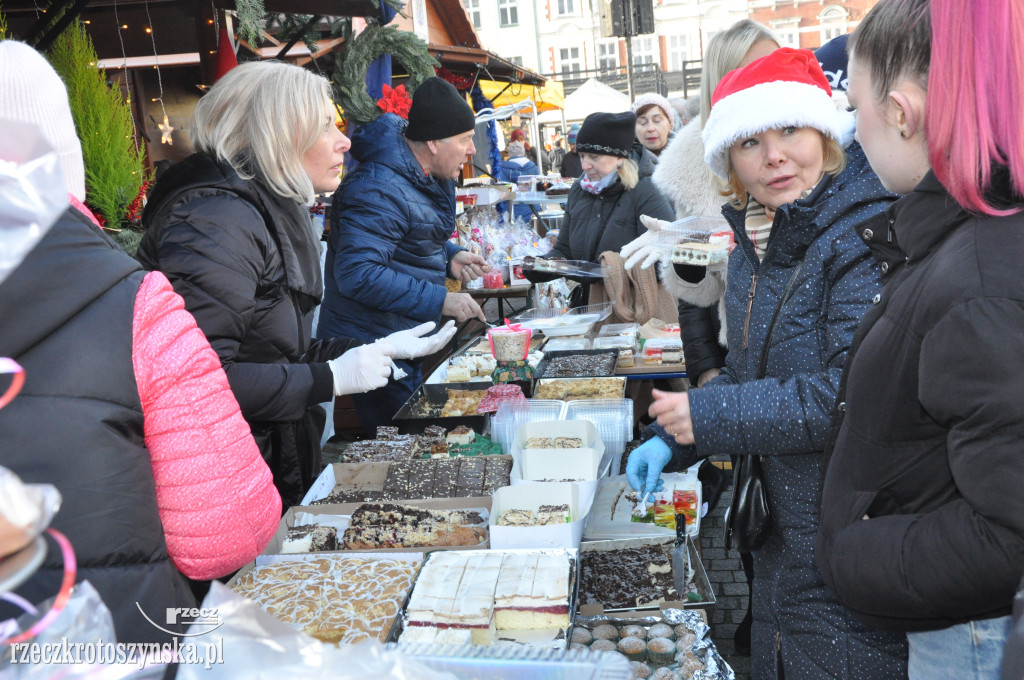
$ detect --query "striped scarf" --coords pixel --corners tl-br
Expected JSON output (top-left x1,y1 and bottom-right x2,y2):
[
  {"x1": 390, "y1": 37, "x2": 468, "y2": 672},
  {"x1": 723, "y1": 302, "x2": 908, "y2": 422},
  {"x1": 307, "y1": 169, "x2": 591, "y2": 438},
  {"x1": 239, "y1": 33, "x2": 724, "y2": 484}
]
[{"x1": 743, "y1": 177, "x2": 824, "y2": 261}]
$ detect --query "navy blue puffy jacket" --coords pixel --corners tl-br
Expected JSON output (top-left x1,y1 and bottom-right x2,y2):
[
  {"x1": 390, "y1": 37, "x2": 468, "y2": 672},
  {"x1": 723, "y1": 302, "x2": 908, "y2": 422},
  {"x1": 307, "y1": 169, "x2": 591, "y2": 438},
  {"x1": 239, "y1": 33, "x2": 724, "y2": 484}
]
[{"x1": 318, "y1": 114, "x2": 464, "y2": 342}]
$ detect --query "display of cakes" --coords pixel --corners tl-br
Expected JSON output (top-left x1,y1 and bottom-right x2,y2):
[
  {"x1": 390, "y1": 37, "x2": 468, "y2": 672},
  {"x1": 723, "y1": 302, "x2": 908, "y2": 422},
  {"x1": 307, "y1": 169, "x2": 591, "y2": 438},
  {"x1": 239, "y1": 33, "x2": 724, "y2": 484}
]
[
  {"x1": 579, "y1": 545, "x2": 679, "y2": 609},
  {"x1": 533, "y1": 377, "x2": 626, "y2": 400},
  {"x1": 497, "y1": 505, "x2": 570, "y2": 526},
  {"x1": 540, "y1": 352, "x2": 618, "y2": 378},
  {"x1": 341, "y1": 502, "x2": 487, "y2": 549},
  {"x1": 230, "y1": 555, "x2": 421, "y2": 644},
  {"x1": 570, "y1": 619, "x2": 707, "y2": 679},
  {"x1": 399, "y1": 551, "x2": 572, "y2": 647}
]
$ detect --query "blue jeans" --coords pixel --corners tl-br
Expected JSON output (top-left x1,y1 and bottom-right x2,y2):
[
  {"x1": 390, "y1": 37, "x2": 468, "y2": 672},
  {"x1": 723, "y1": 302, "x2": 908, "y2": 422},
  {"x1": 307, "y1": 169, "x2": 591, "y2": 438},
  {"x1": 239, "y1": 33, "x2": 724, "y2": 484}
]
[{"x1": 908, "y1": 616, "x2": 1012, "y2": 680}]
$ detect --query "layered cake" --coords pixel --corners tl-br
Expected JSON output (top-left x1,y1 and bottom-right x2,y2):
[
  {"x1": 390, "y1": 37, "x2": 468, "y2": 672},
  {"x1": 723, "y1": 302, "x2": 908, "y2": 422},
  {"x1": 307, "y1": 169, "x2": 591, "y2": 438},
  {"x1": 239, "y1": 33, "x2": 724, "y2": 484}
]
[
  {"x1": 311, "y1": 456, "x2": 513, "y2": 504},
  {"x1": 231, "y1": 555, "x2": 420, "y2": 644},
  {"x1": 281, "y1": 525, "x2": 339, "y2": 553},
  {"x1": 342, "y1": 503, "x2": 486, "y2": 549},
  {"x1": 533, "y1": 377, "x2": 625, "y2": 401},
  {"x1": 446, "y1": 426, "x2": 476, "y2": 446},
  {"x1": 497, "y1": 504, "x2": 570, "y2": 526},
  {"x1": 579, "y1": 545, "x2": 679, "y2": 608},
  {"x1": 440, "y1": 389, "x2": 486, "y2": 417},
  {"x1": 541, "y1": 353, "x2": 617, "y2": 378},
  {"x1": 401, "y1": 551, "x2": 571, "y2": 647},
  {"x1": 671, "y1": 238, "x2": 730, "y2": 267},
  {"x1": 524, "y1": 437, "x2": 583, "y2": 449},
  {"x1": 493, "y1": 553, "x2": 571, "y2": 630}
]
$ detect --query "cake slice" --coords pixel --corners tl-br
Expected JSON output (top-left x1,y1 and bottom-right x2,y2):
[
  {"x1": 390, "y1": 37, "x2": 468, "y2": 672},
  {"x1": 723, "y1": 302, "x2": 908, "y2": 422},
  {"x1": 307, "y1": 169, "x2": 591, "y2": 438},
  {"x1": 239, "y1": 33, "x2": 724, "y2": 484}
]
[
  {"x1": 493, "y1": 553, "x2": 538, "y2": 629},
  {"x1": 446, "y1": 426, "x2": 476, "y2": 446}
]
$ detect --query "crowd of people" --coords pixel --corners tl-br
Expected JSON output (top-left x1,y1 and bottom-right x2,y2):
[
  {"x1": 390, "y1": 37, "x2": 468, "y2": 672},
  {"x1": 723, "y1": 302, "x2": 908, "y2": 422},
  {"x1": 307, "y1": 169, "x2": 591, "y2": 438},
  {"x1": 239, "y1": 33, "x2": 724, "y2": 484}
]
[{"x1": 1, "y1": 0, "x2": 1022, "y2": 677}]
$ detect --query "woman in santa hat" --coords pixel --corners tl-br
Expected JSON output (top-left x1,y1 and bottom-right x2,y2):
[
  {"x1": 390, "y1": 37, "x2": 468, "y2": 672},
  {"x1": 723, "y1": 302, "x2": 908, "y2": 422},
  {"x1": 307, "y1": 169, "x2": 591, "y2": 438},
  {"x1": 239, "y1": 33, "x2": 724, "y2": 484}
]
[{"x1": 626, "y1": 48, "x2": 908, "y2": 678}]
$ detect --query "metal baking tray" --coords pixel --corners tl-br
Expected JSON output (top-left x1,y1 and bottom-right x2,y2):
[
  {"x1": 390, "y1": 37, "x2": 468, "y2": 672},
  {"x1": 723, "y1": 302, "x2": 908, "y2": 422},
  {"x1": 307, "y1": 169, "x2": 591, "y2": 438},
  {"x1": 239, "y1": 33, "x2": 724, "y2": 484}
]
[
  {"x1": 534, "y1": 349, "x2": 620, "y2": 380},
  {"x1": 392, "y1": 382, "x2": 492, "y2": 434},
  {"x1": 386, "y1": 548, "x2": 581, "y2": 651},
  {"x1": 532, "y1": 376, "x2": 627, "y2": 401},
  {"x1": 578, "y1": 536, "x2": 715, "y2": 612}
]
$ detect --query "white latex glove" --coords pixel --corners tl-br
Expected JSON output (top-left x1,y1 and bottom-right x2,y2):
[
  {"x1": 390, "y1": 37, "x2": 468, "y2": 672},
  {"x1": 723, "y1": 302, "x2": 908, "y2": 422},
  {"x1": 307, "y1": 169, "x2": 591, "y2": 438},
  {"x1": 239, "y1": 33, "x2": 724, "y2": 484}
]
[
  {"x1": 621, "y1": 215, "x2": 677, "y2": 270},
  {"x1": 327, "y1": 343, "x2": 394, "y2": 395},
  {"x1": 378, "y1": 320, "x2": 457, "y2": 360}
]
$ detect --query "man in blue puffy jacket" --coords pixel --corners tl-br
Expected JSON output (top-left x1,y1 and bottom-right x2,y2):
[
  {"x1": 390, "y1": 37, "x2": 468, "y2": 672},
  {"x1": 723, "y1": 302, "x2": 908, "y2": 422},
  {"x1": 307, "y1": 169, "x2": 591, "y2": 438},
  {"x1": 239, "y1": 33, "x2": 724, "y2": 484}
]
[{"x1": 319, "y1": 77, "x2": 489, "y2": 432}]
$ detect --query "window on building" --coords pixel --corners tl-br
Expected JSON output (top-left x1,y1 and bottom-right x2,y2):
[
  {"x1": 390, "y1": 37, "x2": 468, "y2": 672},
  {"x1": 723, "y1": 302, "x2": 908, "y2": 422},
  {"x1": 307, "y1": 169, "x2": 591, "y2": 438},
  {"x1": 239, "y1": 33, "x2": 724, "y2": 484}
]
[
  {"x1": 560, "y1": 46, "x2": 582, "y2": 76},
  {"x1": 631, "y1": 35, "x2": 657, "y2": 66},
  {"x1": 462, "y1": 0, "x2": 481, "y2": 28},
  {"x1": 597, "y1": 41, "x2": 618, "y2": 70},
  {"x1": 557, "y1": 0, "x2": 574, "y2": 15},
  {"x1": 499, "y1": 0, "x2": 518, "y2": 27},
  {"x1": 771, "y1": 20, "x2": 800, "y2": 48},
  {"x1": 819, "y1": 6, "x2": 848, "y2": 44},
  {"x1": 668, "y1": 34, "x2": 688, "y2": 72},
  {"x1": 508, "y1": 56, "x2": 523, "y2": 66}
]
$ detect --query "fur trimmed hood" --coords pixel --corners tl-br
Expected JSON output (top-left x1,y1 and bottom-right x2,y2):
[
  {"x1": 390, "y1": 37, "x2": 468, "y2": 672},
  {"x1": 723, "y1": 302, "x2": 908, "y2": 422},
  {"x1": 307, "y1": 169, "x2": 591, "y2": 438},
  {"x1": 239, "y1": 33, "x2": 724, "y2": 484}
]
[{"x1": 651, "y1": 119, "x2": 726, "y2": 220}]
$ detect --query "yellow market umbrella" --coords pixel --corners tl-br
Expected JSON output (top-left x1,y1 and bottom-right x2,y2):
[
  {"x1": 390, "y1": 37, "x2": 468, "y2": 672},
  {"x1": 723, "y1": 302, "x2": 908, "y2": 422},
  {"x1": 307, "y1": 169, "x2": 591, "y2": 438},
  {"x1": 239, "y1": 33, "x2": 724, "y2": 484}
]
[{"x1": 478, "y1": 79, "x2": 565, "y2": 113}]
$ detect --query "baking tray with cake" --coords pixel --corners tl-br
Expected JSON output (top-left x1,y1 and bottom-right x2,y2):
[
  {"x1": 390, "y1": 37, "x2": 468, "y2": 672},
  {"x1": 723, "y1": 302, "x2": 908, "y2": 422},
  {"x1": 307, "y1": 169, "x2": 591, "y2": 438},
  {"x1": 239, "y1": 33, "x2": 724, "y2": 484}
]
[
  {"x1": 260, "y1": 499, "x2": 492, "y2": 557},
  {"x1": 385, "y1": 547, "x2": 581, "y2": 652},
  {"x1": 393, "y1": 382, "x2": 493, "y2": 433},
  {"x1": 302, "y1": 454, "x2": 515, "y2": 505},
  {"x1": 227, "y1": 551, "x2": 424, "y2": 646},
  {"x1": 533, "y1": 376, "x2": 627, "y2": 401},
  {"x1": 571, "y1": 607, "x2": 734, "y2": 680},
  {"x1": 534, "y1": 349, "x2": 620, "y2": 380},
  {"x1": 578, "y1": 536, "x2": 715, "y2": 612}
]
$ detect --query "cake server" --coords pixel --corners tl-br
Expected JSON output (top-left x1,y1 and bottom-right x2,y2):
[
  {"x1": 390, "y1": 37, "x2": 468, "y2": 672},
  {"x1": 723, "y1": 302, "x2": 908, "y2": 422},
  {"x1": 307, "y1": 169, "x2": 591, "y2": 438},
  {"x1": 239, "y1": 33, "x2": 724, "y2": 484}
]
[{"x1": 631, "y1": 490, "x2": 651, "y2": 518}]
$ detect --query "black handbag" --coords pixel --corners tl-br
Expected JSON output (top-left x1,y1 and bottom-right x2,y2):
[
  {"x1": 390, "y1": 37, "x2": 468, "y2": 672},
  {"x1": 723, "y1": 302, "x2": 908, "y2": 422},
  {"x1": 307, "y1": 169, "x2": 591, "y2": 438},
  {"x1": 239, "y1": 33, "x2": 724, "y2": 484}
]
[{"x1": 724, "y1": 259, "x2": 806, "y2": 553}]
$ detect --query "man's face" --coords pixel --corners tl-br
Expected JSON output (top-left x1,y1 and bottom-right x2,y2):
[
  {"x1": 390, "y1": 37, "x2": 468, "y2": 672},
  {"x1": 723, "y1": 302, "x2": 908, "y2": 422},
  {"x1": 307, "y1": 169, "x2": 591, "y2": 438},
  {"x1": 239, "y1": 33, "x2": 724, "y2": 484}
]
[{"x1": 430, "y1": 130, "x2": 476, "y2": 180}]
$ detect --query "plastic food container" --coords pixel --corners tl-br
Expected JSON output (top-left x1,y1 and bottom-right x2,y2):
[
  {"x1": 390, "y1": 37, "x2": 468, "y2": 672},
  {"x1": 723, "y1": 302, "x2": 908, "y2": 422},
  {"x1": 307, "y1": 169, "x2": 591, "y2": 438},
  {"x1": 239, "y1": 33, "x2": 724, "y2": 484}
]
[
  {"x1": 641, "y1": 338, "x2": 683, "y2": 365},
  {"x1": 544, "y1": 337, "x2": 592, "y2": 352},
  {"x1": 489, "y1": 325, "x2": 532, "y2": 361},
  {"x1": 597, "y1": 322, "x2": 639, "y2": 339}
]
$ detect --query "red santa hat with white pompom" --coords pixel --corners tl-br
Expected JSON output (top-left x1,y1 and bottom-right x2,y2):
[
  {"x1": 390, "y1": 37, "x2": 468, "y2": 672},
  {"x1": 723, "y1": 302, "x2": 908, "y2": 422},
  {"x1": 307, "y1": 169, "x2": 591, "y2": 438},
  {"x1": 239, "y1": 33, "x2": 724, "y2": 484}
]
[{"x1": 701, "y1": 47, "x2": 851, "y2": 180}]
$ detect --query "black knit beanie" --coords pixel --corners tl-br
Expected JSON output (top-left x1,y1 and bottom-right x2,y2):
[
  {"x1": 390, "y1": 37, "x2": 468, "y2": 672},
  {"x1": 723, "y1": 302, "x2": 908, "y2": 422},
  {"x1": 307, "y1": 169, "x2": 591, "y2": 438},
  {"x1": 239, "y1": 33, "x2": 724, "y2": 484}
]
[
  {"x1": 575, "y1": 111, "x2": 636, "y2": 158},
  {"x1": 405, "y1": 77, "x2": 477, "y2": 141}
]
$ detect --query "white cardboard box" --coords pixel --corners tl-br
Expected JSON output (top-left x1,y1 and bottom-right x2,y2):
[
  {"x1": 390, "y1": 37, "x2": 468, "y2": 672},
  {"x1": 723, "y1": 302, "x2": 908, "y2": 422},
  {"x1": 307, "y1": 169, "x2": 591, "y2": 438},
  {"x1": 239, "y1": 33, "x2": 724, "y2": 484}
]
[
  {"x1": 513, "y1": 420, "x2": 605, "y2": 482},
  {"x1": 489, "y1": 483, "x2": 584, "y2": 550}
]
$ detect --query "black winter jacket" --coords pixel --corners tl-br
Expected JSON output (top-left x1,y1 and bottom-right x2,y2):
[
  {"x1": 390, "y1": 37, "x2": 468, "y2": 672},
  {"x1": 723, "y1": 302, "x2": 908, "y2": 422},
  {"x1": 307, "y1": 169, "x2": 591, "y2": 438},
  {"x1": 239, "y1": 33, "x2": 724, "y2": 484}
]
[
  {"x1": 549, "y1": 156, "x2": 673, "y2": 261},
  {"x1": 138, "y1": 153, "x2": 355, "y2": 508},
  {"x1": 0, "y1": 208, "x2": 195, "y2": 642},
  {"x1": 817, "y1": 171, "x2": 1024, "y2": 632},
  {"x1": 561, "y1": 151, "x2": 583, "y2": 180}
]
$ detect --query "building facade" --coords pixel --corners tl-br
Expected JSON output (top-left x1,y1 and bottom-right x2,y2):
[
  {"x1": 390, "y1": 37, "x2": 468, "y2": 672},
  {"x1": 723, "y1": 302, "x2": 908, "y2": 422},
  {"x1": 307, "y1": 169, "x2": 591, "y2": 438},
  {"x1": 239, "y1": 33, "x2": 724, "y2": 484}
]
[{"x1": 748, "y1": 0, "x2": 879, "y2": 51}]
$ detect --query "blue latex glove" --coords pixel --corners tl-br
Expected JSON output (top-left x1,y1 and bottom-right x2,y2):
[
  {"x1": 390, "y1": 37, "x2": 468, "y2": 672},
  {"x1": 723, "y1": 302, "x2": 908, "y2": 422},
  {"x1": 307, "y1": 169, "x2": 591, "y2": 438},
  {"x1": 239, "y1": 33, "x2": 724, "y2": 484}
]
[{"x1": 626, "y1": 436, "x2": 673, "y2": 496}]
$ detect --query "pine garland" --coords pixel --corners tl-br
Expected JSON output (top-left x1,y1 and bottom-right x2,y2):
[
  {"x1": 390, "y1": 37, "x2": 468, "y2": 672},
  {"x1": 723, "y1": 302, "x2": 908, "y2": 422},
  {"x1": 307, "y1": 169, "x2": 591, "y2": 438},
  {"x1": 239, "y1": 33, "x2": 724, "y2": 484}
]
[
  {"x1": 235, "y1": 0, "x2": 265, "y2": 48},
  {"x1": 47, "y1": 21, "x2": 147, "y2": 246},
  {"x1": 333, "y1": 25, "x2": 438, "y2": 125},
  {"x1": 0, "y1": 3, "x2": 9, "y2": 40}
]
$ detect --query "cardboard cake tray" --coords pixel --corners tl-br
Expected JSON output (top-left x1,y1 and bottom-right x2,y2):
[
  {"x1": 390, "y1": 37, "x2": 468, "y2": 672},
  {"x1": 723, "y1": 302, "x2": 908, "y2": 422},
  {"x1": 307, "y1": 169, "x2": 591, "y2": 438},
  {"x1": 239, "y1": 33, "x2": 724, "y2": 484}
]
[
  {"x1": 259, "y1": 497, "x2": 494, "y2": 559},
  {"x1": 385, "y1": 547, "x2": 582, "y2": 652},
  {"x1": 578, "y1": 535, "x2": 715, "y2": 612},
  {"x1": 393, "y1": 382, "x2": 493, "y2": 433},
  {"x1": 300, "y1": 456, "x2": 515, "y2": 506},
  {"x1": 534, "y1": 349, "x2": 620, "y2": 380}
]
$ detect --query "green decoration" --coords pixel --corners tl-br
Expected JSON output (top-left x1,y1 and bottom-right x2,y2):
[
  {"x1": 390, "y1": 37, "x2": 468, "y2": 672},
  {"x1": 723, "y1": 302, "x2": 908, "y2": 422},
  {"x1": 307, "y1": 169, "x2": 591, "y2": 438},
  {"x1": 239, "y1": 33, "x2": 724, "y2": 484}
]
[
  {"x1": 47, "y1": 21, "x2": 148, "y2": 253},
  {"x1": 333, "y1": 25, "x2": 438, "y2": 126},
  {"x1": 235, "y1": 0, "x2": 266, "y2": 48},
  {"x1": 0, "y1": 3, "x2": 9, "y2": 40}
]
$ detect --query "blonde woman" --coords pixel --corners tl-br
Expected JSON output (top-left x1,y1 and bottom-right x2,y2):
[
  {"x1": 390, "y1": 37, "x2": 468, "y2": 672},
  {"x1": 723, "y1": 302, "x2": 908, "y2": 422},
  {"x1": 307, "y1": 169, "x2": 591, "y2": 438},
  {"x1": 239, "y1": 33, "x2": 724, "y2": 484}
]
[{"x1": 138, "y1": 61, "x2": 452, "y2": 507}]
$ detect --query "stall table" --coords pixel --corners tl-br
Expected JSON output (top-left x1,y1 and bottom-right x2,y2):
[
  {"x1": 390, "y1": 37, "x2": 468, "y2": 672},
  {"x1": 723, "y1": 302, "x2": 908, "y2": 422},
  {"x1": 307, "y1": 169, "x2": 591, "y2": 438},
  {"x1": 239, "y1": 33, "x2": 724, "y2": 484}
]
[{"x1": 467, "y1": 285, "x2": 531, "y2": 323}]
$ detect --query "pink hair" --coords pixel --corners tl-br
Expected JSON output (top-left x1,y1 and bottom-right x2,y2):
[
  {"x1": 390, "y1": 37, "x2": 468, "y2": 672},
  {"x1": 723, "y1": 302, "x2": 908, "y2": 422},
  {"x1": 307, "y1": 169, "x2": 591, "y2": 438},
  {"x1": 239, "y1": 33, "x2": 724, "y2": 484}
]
[{"x1": 927, "y1": 0, "x2": 1024, "y2": 215}]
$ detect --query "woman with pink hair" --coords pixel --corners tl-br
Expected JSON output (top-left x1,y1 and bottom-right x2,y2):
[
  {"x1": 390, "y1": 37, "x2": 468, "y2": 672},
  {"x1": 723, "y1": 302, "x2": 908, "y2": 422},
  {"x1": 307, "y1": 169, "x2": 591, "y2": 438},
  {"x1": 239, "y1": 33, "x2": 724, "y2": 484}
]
[{"x1": 816, "y1": 1, "x2": 1024, "y2": 678}]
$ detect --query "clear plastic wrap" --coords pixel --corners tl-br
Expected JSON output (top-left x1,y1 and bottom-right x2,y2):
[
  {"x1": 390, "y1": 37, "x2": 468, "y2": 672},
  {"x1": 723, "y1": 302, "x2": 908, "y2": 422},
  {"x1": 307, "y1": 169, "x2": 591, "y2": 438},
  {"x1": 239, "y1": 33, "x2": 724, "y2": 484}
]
[
  {"x1": 176, "y1": 582, "x2": 458, "y2": 680},
  {"x1": 544, "y1": 337, "x2": 592, "y2": 352},
  {"x1": 0, "y1": 466, "x2": 61, "y2": 560},
  {"x1": 0, "y1": 119, "x2": 69, "y2": 288},
  {"x1": 401, "y1": 644, "x2": 631, "y2": 680},
  {"x1": 492, "y1": 399, "x2": 565, "y2": 455}
]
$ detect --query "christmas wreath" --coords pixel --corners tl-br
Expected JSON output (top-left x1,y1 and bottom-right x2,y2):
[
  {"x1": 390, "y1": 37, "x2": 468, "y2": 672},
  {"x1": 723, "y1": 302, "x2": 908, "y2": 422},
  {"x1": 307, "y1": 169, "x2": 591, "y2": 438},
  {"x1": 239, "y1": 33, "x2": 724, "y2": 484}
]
[{"x1": 334, "y1": 25, "x2": 438, "y2": 125}]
